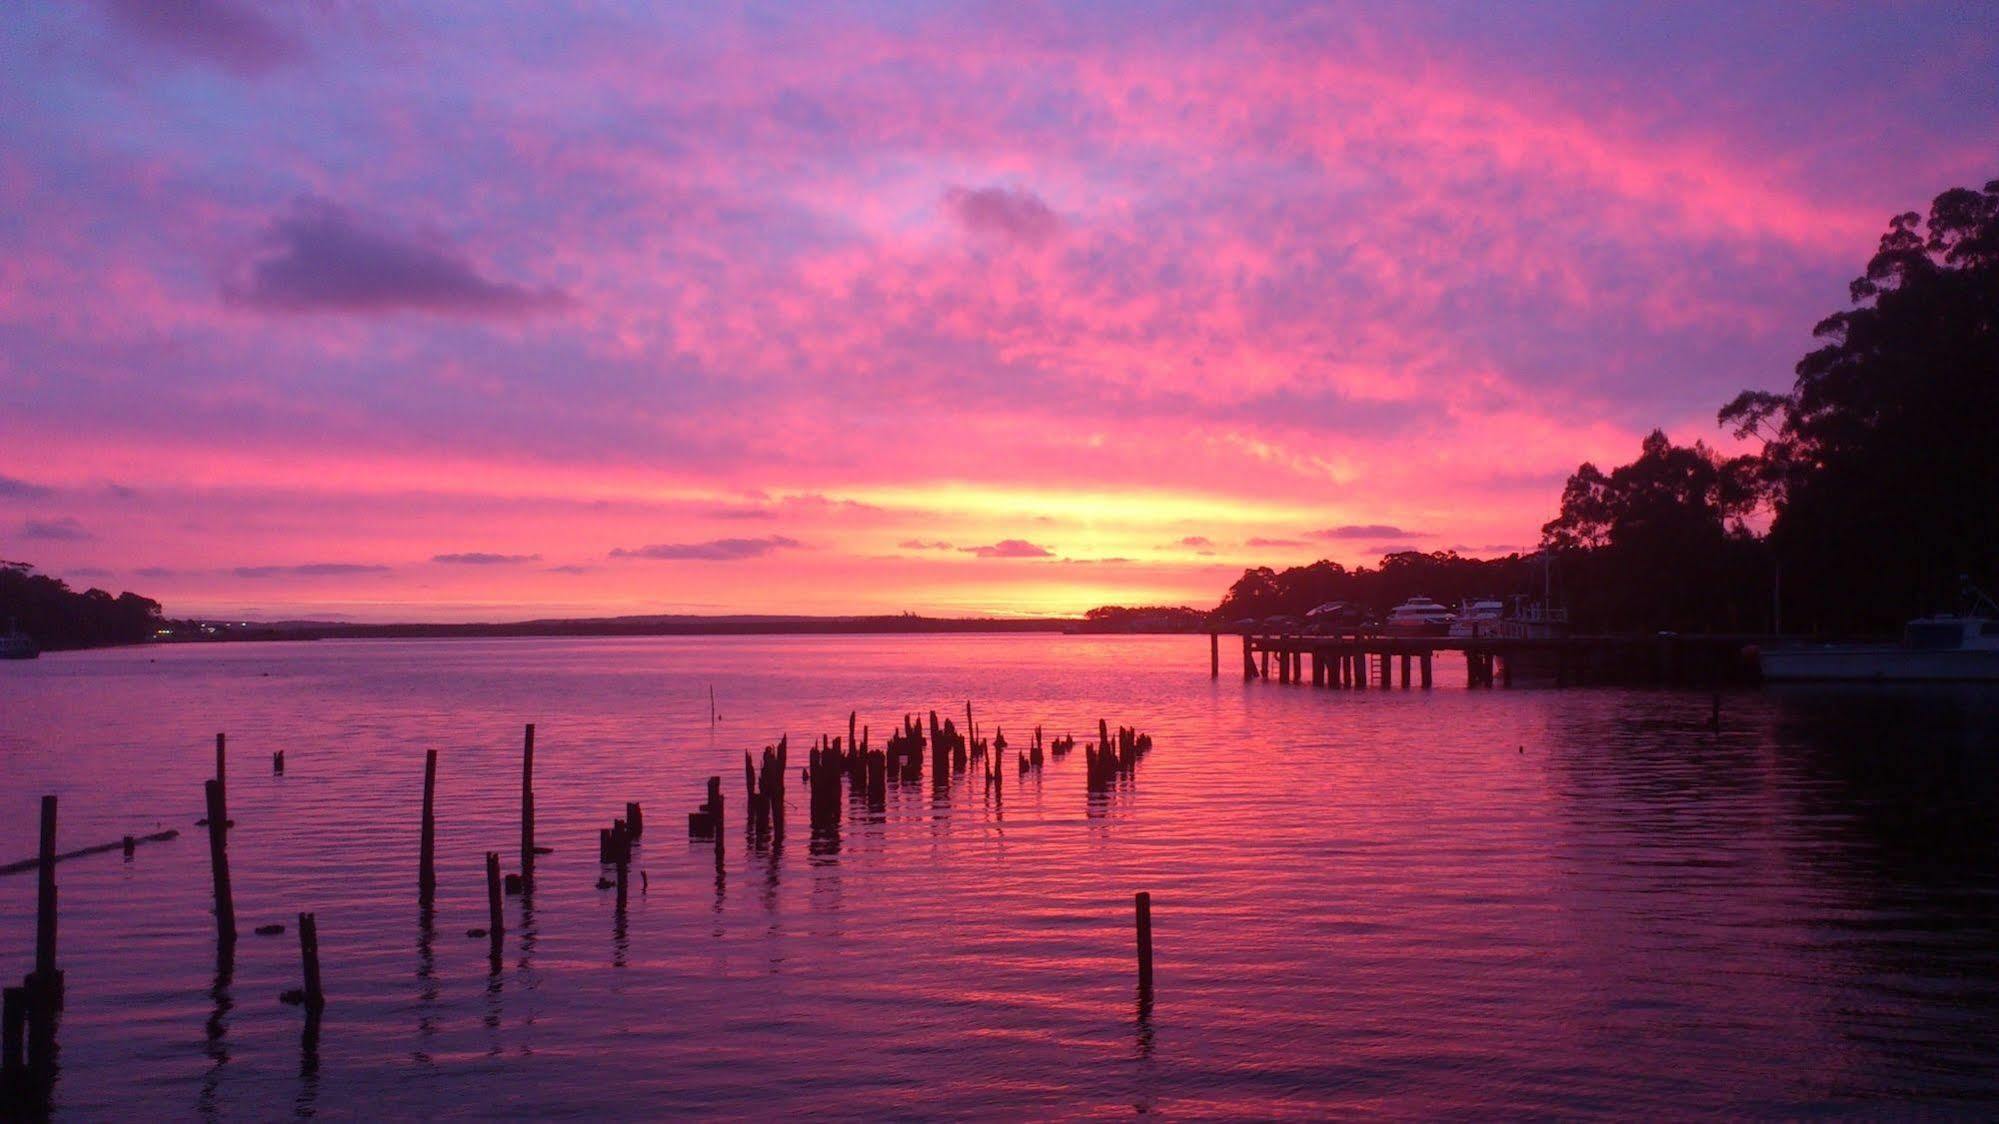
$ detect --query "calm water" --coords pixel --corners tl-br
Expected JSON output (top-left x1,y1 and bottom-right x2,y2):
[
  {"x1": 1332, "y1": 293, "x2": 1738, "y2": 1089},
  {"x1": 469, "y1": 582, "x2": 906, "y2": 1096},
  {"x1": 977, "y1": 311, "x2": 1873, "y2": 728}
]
[{"x1": 3, "y1": 634, "x2": 1999, "y2": 1119}]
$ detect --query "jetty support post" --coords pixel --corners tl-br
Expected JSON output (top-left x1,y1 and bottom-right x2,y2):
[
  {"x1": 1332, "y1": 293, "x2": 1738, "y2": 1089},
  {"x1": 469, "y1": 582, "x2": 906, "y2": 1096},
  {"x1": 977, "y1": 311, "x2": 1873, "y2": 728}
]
[
  {"x1": 298, "y1": 912, "x2": 324, "y2": 1011},
  {"x1": 204, "y1": 780, "x2": 236, "y2": 948},
  {"x1": 1400, "y1": 653, "x2": 1412, "y2": 689},
  {"x1": 419, "y1": 750, "x2": 438, "y2": 903},
  {"x1": 215, "y1": 733, "x2": 226, "y2": 797},
  {"x1": 520, "y1": 724, "x2": 535, "y2": 888},
  {"x1": 1420, "y1": 652, "x2": 1433, "y2": 689},
  {"x1": 1135, "y1": 891, "x2": 1154, "y2": 994},
  {"x1": 1241, "y1": 635, "x2": 1255, "y2": 680}
]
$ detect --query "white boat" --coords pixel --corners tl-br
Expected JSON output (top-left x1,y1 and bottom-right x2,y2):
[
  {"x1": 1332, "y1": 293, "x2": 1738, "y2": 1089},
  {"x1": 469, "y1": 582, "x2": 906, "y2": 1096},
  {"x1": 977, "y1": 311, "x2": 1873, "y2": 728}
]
[
  {"x1": 1385, "y1": 596, "x2": 1454, "y2": 636},
  {"x1": 1449, "y1": 598, "x2": 1505, "y2": 639},
  {"x1": 1759, "y1": 615, "x2": 1999, "y2": 682}
]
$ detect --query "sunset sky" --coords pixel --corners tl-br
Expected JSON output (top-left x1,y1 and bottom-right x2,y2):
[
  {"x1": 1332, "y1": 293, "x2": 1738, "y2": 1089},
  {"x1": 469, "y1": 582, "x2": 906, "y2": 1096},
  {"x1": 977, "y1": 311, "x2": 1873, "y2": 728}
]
[{"x1": 3, "y1": 2, "x2": 1994, "y2": 621}]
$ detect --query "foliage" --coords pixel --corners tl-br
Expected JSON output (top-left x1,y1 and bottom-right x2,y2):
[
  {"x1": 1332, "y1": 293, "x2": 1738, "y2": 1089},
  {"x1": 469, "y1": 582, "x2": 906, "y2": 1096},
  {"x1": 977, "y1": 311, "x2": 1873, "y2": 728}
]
[
  {"x1": 0, "y1": 560, "x2": 164, "y2": 650},
  {"x1": 1721, "y1": 178, "x2": 1999, "y2": 632},
  {"x1": 1214, "y1": 552, "x2": 1536, "y2": 621}
]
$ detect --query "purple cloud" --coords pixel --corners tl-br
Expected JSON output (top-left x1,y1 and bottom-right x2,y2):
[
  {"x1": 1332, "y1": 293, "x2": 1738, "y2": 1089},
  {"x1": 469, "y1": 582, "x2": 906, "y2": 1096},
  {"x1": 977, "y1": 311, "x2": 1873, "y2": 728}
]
[
  {"x1": 227, "y1": 198, "x2": 571, "y2": 317},
  {"x1": 1246, "y1": 537, "x2": 1307, "y2": 548},
  {"x1": 960, "y1": 539, "x2": 1053, "y2": 558},
  {"x1": 0, "y1": 475, "x2": 55, "y2": 500},
  {"x1": 943, "y1": 185, "x2": 1062, "y2": 245},
  {"x1": 234, "y1": 563, "x2": 391, "y2": 578},
  {"x1": 433, "y1": 552, "x2": 541, "y2": 565},
  {"x1": 97, "y1": 0, "x2": 302, "y2": 77},
  {"x1": 898, "y1": 539, "x2": 954, "y2": 550},
  {"x1": 1312, "y1": 524, "x2": 1424, "y2": 540},
  {"x1": 610, "y1": 536, "x2": 802, "y2": 561},
  {"x1": 22, "y1": 517, "x2": 92, "y2": 540}
]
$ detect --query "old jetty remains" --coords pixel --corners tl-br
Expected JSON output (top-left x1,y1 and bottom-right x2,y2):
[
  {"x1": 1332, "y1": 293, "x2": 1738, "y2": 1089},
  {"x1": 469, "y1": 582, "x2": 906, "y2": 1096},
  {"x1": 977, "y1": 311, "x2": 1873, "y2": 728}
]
[{"x1": 1224, "y1": 630, "x2": 1754, "y2": 689}]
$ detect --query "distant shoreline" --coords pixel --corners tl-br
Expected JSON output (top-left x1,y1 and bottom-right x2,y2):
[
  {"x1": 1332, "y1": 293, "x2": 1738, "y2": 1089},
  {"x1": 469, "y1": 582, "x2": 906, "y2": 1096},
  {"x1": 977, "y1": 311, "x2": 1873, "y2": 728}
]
[{"x1": 158, "y1": 614, "x2": 1111, "y2": 644}]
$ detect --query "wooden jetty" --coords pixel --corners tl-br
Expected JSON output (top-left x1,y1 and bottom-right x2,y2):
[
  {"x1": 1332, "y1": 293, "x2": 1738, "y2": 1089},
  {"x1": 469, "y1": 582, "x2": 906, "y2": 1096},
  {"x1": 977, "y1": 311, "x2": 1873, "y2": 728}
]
[{"x1": 1223, "y1": 630, "x2": 1756, "y2": 689}]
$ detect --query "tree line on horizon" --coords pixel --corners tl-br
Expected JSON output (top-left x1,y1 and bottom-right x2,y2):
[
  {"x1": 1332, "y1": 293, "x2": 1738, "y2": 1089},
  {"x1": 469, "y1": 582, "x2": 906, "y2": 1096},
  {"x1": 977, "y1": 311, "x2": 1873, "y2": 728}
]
[
  {"x1": 0, "y1": 560, "x2": 164, "y2": 649},
  {"x1": 1190, "y1": 176, "x2": 1999, "y2": 637}
]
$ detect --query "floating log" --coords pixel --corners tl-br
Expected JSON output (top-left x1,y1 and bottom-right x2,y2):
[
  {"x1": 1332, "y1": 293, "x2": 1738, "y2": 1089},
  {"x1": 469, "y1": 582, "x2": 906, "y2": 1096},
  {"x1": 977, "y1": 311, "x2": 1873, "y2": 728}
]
[
  {"x1": 204, "y1": 780, "x2": 236, "y2": 947},
  {"x1": 0, "y1": 829, "x2": 179, "y2": 877}
]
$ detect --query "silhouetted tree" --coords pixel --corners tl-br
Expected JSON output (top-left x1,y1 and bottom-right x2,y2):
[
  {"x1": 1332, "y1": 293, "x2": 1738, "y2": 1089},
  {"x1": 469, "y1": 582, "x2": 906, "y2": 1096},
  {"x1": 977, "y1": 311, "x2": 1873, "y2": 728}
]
[
  {"x1": 1722, "y1": 178, "x2": 1999, "y2": 633},
  {"x1": 1540, "y1": 432, "x2": 1767, "y2": 632},
  {"x1": 0, "y1": 561, "x2": 164, "y2": 649}
]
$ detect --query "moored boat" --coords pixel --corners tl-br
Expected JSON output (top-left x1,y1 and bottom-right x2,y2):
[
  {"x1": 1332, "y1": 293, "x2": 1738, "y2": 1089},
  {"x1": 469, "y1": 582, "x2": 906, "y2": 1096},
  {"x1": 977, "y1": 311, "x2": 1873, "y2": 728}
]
[
  {"x1": 1385, "y1": 596, "x2": 1454, "y2": 636},
  {"x1": 1759, "y1": 614, "x2": 1999, "y2": 682},
  {"x1": 1449, "y1": 598, "x2": 1505, "y2": 639}
]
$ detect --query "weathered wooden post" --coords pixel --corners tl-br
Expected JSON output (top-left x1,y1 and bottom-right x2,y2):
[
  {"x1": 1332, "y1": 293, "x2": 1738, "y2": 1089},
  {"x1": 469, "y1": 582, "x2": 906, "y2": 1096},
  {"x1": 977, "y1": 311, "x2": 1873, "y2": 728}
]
[
  {"x1": 272, "y1": 750, "x2": 284, "y2": 775},
  {"x1": 204, "y1": 780, "x2": 236, "y2": 947},
  {"x1": 419, "y1": 750, "x2": 438, "y2": 902},
  {"x1": 215, "y1": 732, "x2": 227, "y2": 798},
  {"x1": 30, "y1": 797, "x2": 57, "y2": 995},
  {"x1": 484, "y1": 851, "x2": 504, "y2": 951},
  {"x1": 626, "y1": 801, "x2": 644, "y2": 840},
  {"x1": 1210, "y1": 632, "x2": 1219, "y2": 679},
  {"x1": 1400, "y1": 653, "x2": 1412, "y2": 688},
  {"x1": 1242, "y1": 635, "x2": 1255, "y2": 680},
  {"x1": 1420, "y1": 652, "x2": 1433, "y2": 688},
  {"x1": 298, "y1": 912, "x2": 325, "y2": 1011},
  {"x1": 1, "y1": 985, "x2": 23, "y2": 1076},
  {"x1": 1135, "y1": 891, "x2": 1154, "y2": 994},
  {"x1": 519, "y1": 724, "x2": 535, "y2": 887}
]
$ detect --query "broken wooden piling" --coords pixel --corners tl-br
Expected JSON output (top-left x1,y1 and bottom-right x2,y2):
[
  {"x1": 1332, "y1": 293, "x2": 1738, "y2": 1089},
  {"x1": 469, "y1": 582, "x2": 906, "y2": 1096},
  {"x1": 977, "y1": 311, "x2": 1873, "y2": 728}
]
[
  {"x1": 204, "y1": 780, "x2": 236, "y2": 947},
  {"x1": 1135, "y1": 891, "x2": 1154, "y2": 993},
  {"x1": 484, "y1": 851, "x2": 504, "y2": 950},
  {"x1": 29, "y1": 797, "x2": 59, "y2": 1003},
  {"x1": 298, "y1": 912, "x2": 325, "y2": 1011}
]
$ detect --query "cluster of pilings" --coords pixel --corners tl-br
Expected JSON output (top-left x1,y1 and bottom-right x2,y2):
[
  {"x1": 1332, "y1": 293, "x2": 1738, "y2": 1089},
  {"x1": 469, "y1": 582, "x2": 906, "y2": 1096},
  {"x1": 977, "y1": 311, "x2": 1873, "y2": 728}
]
[
  {"x1": 1085, "y1": 720, "x2": 1153, "y2": 791},
  {"x1": 7, "y1": 711, "x2": 1171, "y2": 1103},
  {"x1": 1015, "y1": 726, "x2": 1047, "y2": 776},
  {"x1": 745, "y1": 737, "x2": 789, "y2": 837}
]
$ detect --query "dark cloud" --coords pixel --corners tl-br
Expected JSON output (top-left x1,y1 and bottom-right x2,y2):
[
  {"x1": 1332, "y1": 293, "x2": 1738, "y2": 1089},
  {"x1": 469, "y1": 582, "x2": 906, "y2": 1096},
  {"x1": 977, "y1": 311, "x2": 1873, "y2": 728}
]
[
  {"x1": 610, "y1": 536, "x2": 802, "y2": 561},
  {"x1": 1246, "y1": 536, "x2": 1307, "y2": 548},
  {"x1": 233, "y1": 563, "x2": 392, "y2": 578},
  {"x1": 68, "y1": 566, "x2": 112, "y2": 578},
  {"x1": 0, "y1": 475, "x2": 55, "y2": 500},
  {"x1": 943, "y1": 185, "x2": 1062, "y2": 245},
  {"x1": 432, "y1": 552, "x2": 541, "y2": 565},
  {"x1": 227, "y1": 197, "x2": 571, "y2": 317},
  {"x1": 544, "y1": 564, "x2": 594, "y2": 574},
  {"x1": 97, "y1": 0, "x2": 303, "y2": 77},
  {"x1": 702, "y1": 505, "x2": 778, "y2": 520},
  {"x1": 959, "y1": 539, "x2": 1053, "y2": 558},
  {"x1": 135, "y1": 566, "x2": 179, "y2": 579},
  {"x1": 22, "y1": 517, "x2": 92, "y2": 541},
  {"x1": 1311, "y1": 524, "x2": 1424, "y2": 540},
  {"x1": 1177, "y1": 536, "x2": 1214, "y2": 548},
  {"x1": 898, "y1": 539, "x2": 954, "y2": 550}
]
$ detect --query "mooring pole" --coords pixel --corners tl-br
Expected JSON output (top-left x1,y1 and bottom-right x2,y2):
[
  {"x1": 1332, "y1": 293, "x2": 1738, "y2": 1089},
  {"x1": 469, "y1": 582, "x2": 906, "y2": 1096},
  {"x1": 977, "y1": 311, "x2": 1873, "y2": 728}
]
[
  {"x1": 485, "y1": 851, "x2": 504, "y2": 951},
  {"x1": 418, "y1": 750, "x2": 438, "y2": 902},
  {"x1": 215, "y1": 732, "x2": 227, "y2": 798},
  {"x1": 520, "y1": 723, "x2": 535, "y2": 886},
  {"x1": 204, "y1": 780, "x2": 236, "y2": 947},
  {"x1": 30, "y1": 796, "x2": 58, "y2": 999},
  {"x1": 298, "y1": 912, "x2": 325, "y2": 1011},
  {"x1": 1135, "y1": 891, "x2": 1154, "y2": 994}
]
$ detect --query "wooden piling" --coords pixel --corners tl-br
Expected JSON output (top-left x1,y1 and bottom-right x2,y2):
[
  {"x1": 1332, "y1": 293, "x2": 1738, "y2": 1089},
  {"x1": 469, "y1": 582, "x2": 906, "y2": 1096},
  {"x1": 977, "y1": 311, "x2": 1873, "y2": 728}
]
[
  {"x1": 204, "y1": 780, "x2": 235, "y2": 947},
  {"x1": 1420, "y1": 652, "x2": 1433, "y2": 688},
  {"x1": 215, "y1": 732, "x2": 226, "y2": 797},
  {"x1": 418, "y1": 749, "x2": 437, "y2": 903},
  {"x1": 1242, "y1": 635, "x2": 1256, "y2": 680},
  {"x1": 519, "y1": 724, "x2": 535, "y2": 886},
  {"x1": 484, "y1": 851, "x2": 504, "y2": 949},
  {"x1": 1, "y1": 986, "x2": 23, "y2": 1075},
  {"x1": 1135, "y1": 891, "x2": 1154, "y2": 993},
  {"x1": 272, "y1": 750, "x2": 284, "y2": 775},
  {"x1": 298, "y1": 912, "x2": 324, "y2": 1011},
  {"x1": 1400, "y1": 653, "x2": 1412, "y2": 689},
  {"x1": 31, "y1": 797, "x2": 55, "y2": 981},
  {"x1": 1210, "y1": 632, "x2": 1219, "y2": 679}
]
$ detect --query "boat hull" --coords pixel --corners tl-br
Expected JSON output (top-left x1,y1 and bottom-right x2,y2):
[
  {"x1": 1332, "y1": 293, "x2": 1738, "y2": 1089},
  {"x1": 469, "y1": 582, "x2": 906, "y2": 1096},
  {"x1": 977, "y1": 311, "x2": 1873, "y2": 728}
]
[{"x1": 1759, "y1": 646, "x2": 1999, "y2": 682}]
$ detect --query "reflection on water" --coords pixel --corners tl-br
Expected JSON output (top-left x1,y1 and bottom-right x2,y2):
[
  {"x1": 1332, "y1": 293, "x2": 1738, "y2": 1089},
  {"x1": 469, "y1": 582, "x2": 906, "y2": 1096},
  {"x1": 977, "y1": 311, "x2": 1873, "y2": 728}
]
[{"x1": 2, "y1": 636, "x2": 1998, "y2": 1117}]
